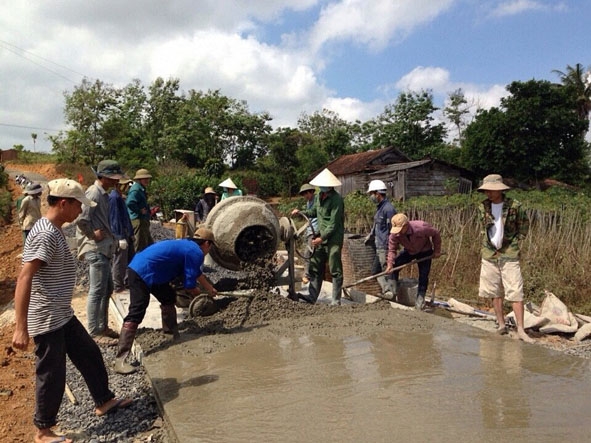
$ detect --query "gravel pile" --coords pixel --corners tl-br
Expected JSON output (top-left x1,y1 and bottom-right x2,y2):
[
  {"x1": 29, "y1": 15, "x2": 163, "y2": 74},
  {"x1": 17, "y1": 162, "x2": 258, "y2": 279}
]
[{"x1": 59, "y1": 344, "x2": 169, "y2": 442}]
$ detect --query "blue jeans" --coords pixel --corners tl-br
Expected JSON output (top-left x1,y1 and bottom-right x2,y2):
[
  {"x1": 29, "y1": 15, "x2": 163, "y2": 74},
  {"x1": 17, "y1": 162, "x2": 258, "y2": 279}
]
[{"x1": 85, "y1": 250, "x2": 114, "y2": 336}]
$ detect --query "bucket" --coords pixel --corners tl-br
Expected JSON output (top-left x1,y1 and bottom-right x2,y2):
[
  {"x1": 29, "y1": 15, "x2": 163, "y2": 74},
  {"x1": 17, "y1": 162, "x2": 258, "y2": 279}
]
[
  {"x1": 175, "y1": 220, "x2": 187, "y2": 239},
  {"x1": 396, "y1": 278, "x2": 418, "y2": 306}
]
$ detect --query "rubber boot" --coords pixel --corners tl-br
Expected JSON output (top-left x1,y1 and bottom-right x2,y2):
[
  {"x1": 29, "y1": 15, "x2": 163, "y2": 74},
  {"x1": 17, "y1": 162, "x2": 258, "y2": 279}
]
[
  {"x1": 331, "y1": 276, "x2": 343, "y2": 306},
  {"x1": 114, "y1": 322, "x2": 138, "y2": 375},
  {"x1": 307, "y1": 274, "x2": 322, "y2": 304},
  {"x1": 415, "y1": 292, "x2": 425, "y2": 311},
  {"x1": 161, "y1": 304, "x2": 180, "y2": 340}
]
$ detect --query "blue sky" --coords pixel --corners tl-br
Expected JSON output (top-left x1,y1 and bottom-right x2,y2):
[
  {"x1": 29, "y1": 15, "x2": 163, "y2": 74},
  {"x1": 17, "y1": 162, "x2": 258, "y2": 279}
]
[{"x1": 0, "y1": 0, "x2": 589, "y2": 153}]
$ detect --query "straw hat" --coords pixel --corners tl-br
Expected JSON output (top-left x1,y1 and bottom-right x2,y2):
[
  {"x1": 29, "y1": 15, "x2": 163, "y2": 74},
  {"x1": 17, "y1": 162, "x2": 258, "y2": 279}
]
[
  {"x1": 219, "y1": 178, "x2": 238, "y2": 189},
  {"x1": 309, "y1": 168, "x2": 341, "y2": 187},
  {"x1": 134, "y1": 169, "x2": 152, "y2": 180},
  {"x1": 203, "y1": 186, "x2": 217, "y2": 195}
]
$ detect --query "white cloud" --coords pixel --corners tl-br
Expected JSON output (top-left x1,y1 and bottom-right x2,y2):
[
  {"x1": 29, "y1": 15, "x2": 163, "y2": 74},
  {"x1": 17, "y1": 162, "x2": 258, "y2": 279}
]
[
  {"x1": 308, "y1": 0, "x2": 455, "y2": 52},
  {"x1": 490, "y1": 0, "x2": 545, "y2": 17}
]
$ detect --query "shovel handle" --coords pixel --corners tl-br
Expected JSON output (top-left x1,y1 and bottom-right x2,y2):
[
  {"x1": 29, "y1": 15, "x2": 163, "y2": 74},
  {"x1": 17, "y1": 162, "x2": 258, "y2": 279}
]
[{"x1": 344, "y1": 252, "x2": 445, "y2": 289}]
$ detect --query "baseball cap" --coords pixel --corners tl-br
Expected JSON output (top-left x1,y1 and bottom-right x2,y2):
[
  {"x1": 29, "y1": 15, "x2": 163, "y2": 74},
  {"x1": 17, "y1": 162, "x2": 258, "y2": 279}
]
[
  {"x1": 194, "y1": 227, "x2": 216, "y2": 245},
  {"x1": 48, "y1": 178, "x2": 97, "y2": 207},
  {"x1": 390, "y1": 213, "x2": 408, "y2": 234}
]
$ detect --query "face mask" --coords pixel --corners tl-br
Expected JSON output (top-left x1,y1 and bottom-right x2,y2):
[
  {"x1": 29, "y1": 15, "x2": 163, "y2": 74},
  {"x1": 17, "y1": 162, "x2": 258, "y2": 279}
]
[
  {"x1": 369, "y1": 195, "x2": 378, "y2": 203},
  {"x1": 319, "y1": 186, "x2": 330, "y2": 193}
]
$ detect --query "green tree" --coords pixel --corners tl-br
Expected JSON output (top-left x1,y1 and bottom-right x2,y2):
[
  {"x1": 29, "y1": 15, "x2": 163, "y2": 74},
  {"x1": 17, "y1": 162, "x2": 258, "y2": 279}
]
[
  {"x1": 31, "y1": 133, "x2": 37, "y2": 152},
  {"x1": 552, "y1": 63, "x2": 591, "y2": 127},
  {"x1": 462, "y1": 79, "x2": 589, "y2": 184},
  {"x1": 443, "y1": 88, "x2": 470, "y2": 146},
  {"x1": 297, "y1": 109, "x2": 353, "y2": 160},
  {"x1": 372, "y1": 90, "x2": 446, "y2": 159}
]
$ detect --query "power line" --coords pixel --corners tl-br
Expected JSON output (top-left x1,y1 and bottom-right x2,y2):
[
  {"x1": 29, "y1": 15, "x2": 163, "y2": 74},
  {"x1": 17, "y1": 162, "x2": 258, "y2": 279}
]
[
  {"x1": 0, "y1": 122, "x2": 64, "y2": 132},
  {"x1": 0, "y1": 39, "x2": 86, "y2": 83}
]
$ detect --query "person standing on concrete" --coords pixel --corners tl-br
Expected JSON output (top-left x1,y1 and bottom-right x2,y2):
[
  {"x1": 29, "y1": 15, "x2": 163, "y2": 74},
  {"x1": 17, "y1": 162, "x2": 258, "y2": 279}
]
[
  {"x1": 127, "y1": 168, "x2": 154, "y2": 253},
  {"x1": 477, "y1": 174, "x2": 534, "y2": 343},
  {"x1": 12, "y1": 178, "x2": 132, "y2": 443},
  {"x1": 195, "y1": 186, "x2": 218, "y2": 223},
  {"x1": 114, "y1": 227, "x2": 218, "y2": 374},
  {"x1": 365, "y1": 180, "x2": 397, "y2": 297},
  {"x1": 109, "y1": 178, "x2": 135, "y2": 293},
  {"x1": 298, "y1": 183, "x2": 318, "y2": 285},
  {"x1": 77, "y1": 160, "x2": 126, "y2": 343},
  {"x1": 386, "y1": 213, "x2": 441, "y2": 310},
  {"x1": 219, "y1": 177, "x2": 243, "y2": 200},
  {"x1": 18, "y1": 182, "x2": 43, "y2": 245},
  {"x1": 291, "y1": 168, "x2": 344, "y2": 306}
]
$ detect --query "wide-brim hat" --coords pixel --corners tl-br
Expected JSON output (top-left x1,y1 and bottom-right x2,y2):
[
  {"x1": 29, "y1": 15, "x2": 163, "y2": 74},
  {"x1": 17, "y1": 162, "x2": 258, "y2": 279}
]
[
  {"x1": 134, "y1": 169, "x2": 152, "y2": 180},
  {"x1": 204, "y1": 186, "x2": 217, "y2": 195},
  {"x1": 478, "y1": 174, "x2": 510, "y2": 192},
  {"x1": 309, "y1": 168, "x2": 341, "y2": 187},
  {"x1": 299, "y1": 183, "x2": 315, "y2": 195},
  {"x1": 96, "y1": 160, "x2": 125, "y2": 180},
  {"x1": 118, "y1": 178, "x2": 133, "y2": 185},
  {"x1": 219, "y1": 178, "x2": 237, "y2": 189},
  {"x1": 24, "y1": 182, "x2": 43, "y2": 195},
  {"x1": 194, "y1": 227, "x2": 216, "y2": 245},
  {"x1": 390, "y1": 213, "x2": 408, "y2": 234},
  {"x1": 48, "y1": 178, "x2": 97, "y2": 207}
]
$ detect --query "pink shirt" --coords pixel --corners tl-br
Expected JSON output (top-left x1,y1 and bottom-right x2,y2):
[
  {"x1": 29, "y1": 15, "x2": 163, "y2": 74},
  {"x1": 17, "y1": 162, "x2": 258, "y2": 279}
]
[{"x1": 387, "y1": 220, "x2": 441, "y2": 266}]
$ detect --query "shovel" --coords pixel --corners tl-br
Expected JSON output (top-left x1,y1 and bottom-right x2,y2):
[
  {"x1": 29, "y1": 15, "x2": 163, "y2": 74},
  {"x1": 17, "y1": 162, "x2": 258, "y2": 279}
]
[{"x1": 342, "y1": 253, "x2": 444, "y2": 301}]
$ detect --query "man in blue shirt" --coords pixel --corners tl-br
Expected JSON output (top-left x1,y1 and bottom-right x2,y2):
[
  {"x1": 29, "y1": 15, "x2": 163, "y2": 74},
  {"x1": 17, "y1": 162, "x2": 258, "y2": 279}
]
[
  {"x1": 365, "y1": 180, "x2": 397, "y2": 297},
  {"x1": 114, "y1": 228, "x2": 218, "y2": 374}
]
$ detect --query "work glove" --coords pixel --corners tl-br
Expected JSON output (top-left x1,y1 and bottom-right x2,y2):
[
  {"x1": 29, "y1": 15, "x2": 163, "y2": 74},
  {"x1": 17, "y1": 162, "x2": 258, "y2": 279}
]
[
  {"x1": 364, "y1": 234, "x2": 374, "y2": 246},
  {"x1": 118, "y1": 239, "x2": 128, "y2": 250}
]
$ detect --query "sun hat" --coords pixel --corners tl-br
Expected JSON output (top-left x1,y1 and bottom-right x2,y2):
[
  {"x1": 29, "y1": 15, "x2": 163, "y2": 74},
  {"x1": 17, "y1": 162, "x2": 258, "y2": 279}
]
[
  {"x1": 48, "y1": 178, "x2": 97, "y2": 207},
  {"x1": 478, "y1": 174, "x2": 510, "y2": 192},
  {"x1": 194, "y1": 227, "x2": 216, "y2": 245},
  {"x1": 309, "y1": 168, "x2": 341, "y2": 187},
  {"x1": 118, "y1": 178, "x2": 133, "y2": 185},
  {"x1": 390, "y1": 213, "x2": 409, "y2": 234},
  {"x1": 133, "y1": 169, "x2": 152, "y2": 180},
  {"x1": 203, "y1": 187, "x2": 217, "y2": 195},
  {"x1": 299, "y1": 184, "x2": 315, "y2": 195},
  {"x1": 24, "y1": 182, "x2": 43, "y2": 195},
  {"x1": 96, "y1": 160, "x2": 125, "y2": 179},
  {"x1": 219, "y1": 178, "x2": 238, "y2": 189}
]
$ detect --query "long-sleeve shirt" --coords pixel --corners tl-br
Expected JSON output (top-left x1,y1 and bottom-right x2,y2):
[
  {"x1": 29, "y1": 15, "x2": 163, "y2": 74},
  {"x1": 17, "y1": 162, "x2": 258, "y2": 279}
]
[
  {"x1": 370, "y1": 198, "x2": 396, "y2": 250},
  {"x1": 126, "y1": 181, "x2": 150, "y2": 221},
  {"x1": 387, "y1": 220, "x2": 441, "y2": 266},
  {"x1": 109, "y1": 189, "x2": 134, "y2": 240},
  {"x1": 301, "y1": 189, "x2": 344, "y2": 246},
  {"x1": 76, "y1": 180, "x2": 115, "y2": 259},
  {"x1": 479, "y1": 196, "x2": 528, "y2": 260},
  {"x1": 18, "y1": 195, "x2": 42, "y2": 231}
]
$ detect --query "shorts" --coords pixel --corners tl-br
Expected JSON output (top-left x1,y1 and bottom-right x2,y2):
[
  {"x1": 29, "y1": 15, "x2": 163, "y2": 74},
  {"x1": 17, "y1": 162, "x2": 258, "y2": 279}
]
[{"x1": 478, "y1": 258, "x2": 523, "y2": 302}]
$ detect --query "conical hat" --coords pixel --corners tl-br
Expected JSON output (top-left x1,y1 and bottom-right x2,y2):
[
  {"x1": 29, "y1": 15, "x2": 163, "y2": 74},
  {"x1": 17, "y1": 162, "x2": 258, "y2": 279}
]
[
  {"x1": 219, "y1": 178, "x2": 237, "y2": 189},
  {"x1": 309, "y1": 168, "x2": 341, "y2": 187}
]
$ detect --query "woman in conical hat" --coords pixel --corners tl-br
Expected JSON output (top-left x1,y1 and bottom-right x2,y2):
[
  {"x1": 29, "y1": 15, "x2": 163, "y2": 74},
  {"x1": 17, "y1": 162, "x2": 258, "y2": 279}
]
[{"x1": 219, "y1": 178, "x2": 243, "y2": 200}]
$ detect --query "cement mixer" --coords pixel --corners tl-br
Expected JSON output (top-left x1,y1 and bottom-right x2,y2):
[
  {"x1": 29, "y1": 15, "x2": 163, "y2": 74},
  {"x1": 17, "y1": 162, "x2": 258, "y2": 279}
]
[{"x1": 177, "y1": 196, "x2": 310, "y2": 313}]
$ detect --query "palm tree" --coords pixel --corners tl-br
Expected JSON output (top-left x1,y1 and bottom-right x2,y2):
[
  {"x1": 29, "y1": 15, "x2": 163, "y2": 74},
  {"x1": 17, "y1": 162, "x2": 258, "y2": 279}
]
[
  {"x1": 552, "y1": 63, "x2": 591, "y2": 123},
  {"x1": 31, "y1": 133, "x2": 37, "y2": 152}
]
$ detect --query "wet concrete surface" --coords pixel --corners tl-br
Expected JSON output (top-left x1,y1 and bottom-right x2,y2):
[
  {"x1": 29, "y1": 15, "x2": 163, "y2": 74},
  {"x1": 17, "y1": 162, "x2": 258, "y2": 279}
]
[{"x1": 111, "y1": 289, "x2": 591, "y2": 442}]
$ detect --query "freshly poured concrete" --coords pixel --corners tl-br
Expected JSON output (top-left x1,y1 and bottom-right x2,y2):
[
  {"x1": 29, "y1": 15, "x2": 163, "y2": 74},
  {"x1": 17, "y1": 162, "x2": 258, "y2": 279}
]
[{"x1": 109, "y1": 289, "x2": 591, "y2": 442}]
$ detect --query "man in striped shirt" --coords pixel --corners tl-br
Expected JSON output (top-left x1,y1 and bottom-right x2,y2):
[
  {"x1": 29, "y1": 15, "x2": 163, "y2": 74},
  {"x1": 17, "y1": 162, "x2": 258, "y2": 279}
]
[{"x1": 12, "y1": 178, "x2": 132, "y2": 443}]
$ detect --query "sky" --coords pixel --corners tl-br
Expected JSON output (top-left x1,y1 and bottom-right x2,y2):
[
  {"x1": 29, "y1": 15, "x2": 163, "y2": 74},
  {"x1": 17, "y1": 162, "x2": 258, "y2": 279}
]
[{"x1": 0, "y1": 0, "x2": 589, "y2": 153}]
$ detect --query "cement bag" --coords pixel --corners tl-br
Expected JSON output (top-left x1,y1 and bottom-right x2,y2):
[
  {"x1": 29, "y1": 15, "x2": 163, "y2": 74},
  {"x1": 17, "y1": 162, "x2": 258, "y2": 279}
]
[
  {"x1": 574, "y1": 323, "x2": 591, "y2": 342},
  {"x1": 539, "y1": 291, "x2": 571, "y2": 326},
  {"x1": 447, "y1": 298, "x2": 476, "y2": 315},
  {"x1": 506, "y1": 310, "x2": 549, "y2": 330},
  {"x1": 539, "y1": 312, "x2": 578, "y2": 334}
]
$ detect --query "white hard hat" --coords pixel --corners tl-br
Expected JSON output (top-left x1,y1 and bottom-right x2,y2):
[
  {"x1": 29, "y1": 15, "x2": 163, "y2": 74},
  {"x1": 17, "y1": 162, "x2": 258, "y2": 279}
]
[
  {"x1": 367, "y1": 180, "x2": 387, "y2": 193},
  {"x1": 309, "y1": 168, "x2": 341, "y2": 187}
]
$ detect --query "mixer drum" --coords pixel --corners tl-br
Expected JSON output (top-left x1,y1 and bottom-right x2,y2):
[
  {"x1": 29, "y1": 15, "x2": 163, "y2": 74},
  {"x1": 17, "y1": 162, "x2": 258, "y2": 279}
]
[{"x1": 204, "y1": 196, "x2": 280, "y2": 271}]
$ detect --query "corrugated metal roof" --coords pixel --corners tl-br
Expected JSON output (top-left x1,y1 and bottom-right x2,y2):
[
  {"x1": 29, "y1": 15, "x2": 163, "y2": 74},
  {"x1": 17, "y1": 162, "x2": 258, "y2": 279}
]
[{"x1": 325, "y1": 147, "x2": 399, "y2": 176}]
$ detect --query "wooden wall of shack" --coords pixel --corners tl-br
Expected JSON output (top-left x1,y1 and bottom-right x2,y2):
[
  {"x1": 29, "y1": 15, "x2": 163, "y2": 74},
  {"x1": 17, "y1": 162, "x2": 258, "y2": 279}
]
[{"x1": 337, "y1": 160, "x2": 473, "y2": 201}]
